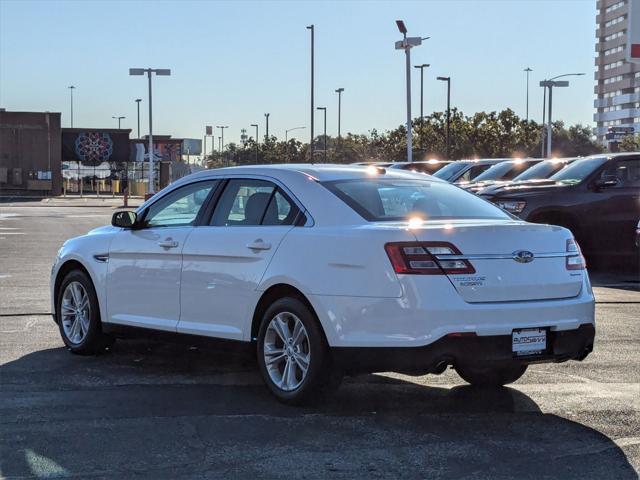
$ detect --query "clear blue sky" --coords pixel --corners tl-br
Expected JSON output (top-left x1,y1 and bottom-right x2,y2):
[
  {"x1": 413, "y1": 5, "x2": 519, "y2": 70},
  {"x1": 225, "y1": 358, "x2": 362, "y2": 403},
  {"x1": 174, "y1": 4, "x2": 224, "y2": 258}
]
[{"x1": 0, "y1": 0, "x2": 596, "y2": 146}]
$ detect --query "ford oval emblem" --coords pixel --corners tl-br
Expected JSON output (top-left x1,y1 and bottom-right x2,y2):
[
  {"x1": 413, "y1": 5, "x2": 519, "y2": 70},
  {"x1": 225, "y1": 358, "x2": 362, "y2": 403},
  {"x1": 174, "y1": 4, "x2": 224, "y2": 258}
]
[{"x1": 513, "y1": 250, "x2": 534, "y2": 263}]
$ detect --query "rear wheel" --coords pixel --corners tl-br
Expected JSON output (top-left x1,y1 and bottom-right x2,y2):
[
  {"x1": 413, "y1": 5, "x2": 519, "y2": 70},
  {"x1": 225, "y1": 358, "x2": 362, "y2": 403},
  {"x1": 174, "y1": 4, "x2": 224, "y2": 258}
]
[
  {"x1": 455, "y1": 363, "x2": 527, "y2": 387},
  {"x1": 56, "y1": 269, "x2": 114, "y2": 354},
  {"x1": 256, "y1": 297, "x2": 341, "y2": 405}
]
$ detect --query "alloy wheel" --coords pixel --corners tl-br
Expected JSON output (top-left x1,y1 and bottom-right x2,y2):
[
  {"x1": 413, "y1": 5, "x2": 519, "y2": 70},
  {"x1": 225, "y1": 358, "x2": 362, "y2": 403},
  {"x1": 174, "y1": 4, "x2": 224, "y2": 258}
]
[
  {"x1": 263, "y1": 311, "x2": 311, "y2": 391},
  {"x1": 61, "y1": 281, "x2": 91, "y2": 345}
]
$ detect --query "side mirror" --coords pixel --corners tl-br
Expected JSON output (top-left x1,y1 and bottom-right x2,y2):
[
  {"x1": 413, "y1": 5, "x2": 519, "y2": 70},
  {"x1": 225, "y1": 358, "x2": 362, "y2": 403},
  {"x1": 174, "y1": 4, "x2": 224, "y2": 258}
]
[
  {"x1": 112, "y1": 210, "x2": 138, "y2": 228},
  {"x1": 594, "y1": 175, "x2": 619, "y2": 189}
]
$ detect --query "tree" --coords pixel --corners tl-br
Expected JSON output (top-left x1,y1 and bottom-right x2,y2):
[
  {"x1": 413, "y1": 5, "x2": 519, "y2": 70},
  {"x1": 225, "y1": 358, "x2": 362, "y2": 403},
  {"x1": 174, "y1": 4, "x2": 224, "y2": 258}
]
[{"x1": 618, "y1": 134, "x2": 640, "y2": 152}]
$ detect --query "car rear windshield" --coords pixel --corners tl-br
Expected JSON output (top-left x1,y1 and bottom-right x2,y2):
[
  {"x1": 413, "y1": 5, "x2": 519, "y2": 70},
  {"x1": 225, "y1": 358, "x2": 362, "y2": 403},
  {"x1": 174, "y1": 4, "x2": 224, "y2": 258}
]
[
  {"x1": 472, "y1": 160, "x2": 538, "y2": 182},
  {"x1": 513, "y1": 160, "x2": 571, "y2": 181},
  {"x1": 322, "y1": 179, "x2": 510, "y2": 221},
  {"x1": 549, "y1": 157, "x2": 607, "y2": 184},
  {"x1": 433, "y1": 161, "x2": 469, "y2": 181}
]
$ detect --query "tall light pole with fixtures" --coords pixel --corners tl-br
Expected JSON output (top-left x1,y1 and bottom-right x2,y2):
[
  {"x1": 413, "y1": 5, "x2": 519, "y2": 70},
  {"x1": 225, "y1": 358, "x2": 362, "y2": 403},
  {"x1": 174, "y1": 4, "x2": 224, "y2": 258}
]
[
  {"x1": 317, "y1": 107, "x2": 327, "y2": 162},
  {"x1": 285, "y1": 126, "x2": 306, "y2": 163},
  {"x1": 414, "y1": 64, "x2": 430, "y2": 120},
  {"x1": 68, "y1": 86, "x2": 75, "y2": 128},
  {"x1": 112, "y1": 116, "x2": 125, "y2": 129},
  {"x1": 395, "y1": 20, "x2": 425, "y2": 162},
  {"x1": 539, "y1": 72, "x2": 585, "y2": 157},
  {"x1": 217, "y1": 126, "x2": 228, "y2": 165},
  {"x1": 135, "y1": 98, "x2": 142, "y2": 138},
  {"x1": 414, "y1": 64, "x2": 429, "y2": 152},
  {"x1": 285, "y1": 126, "x2": 306, "y2": 142},
  {"x1": 264, "y1": 113, "x2": 270, "y2": 142},
  {"x1": 307, "y1": 24, "x2": 314, "y2": 160},
  {"x1": 129, "y1": 67, "x2": 171, "y2": 195},
  {"x1": 437, "y1": 76, "x2": 451, "y2": 159},
  {"x1": 335, "y1": 88, "x2": 344, "y2": 149},
  {"x1": 524, "y1": 67, "x2": 532, "y2": 121},
  {"x1": 250, "y1": 123, "x2": 259, "y2": 163}
]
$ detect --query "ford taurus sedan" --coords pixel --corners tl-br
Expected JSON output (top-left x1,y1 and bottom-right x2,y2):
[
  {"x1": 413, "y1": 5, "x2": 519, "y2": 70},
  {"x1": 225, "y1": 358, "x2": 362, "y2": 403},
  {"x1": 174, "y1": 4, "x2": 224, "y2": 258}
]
[{"x1": 51, "y1": 164, "x2": 595, "y2": 404}]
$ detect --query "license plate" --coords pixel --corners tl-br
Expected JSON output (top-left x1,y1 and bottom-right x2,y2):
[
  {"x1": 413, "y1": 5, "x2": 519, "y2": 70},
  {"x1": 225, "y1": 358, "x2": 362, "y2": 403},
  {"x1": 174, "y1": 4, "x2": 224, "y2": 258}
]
[{"x1": 512, "y1": 328, "x2": 546, "y2": 356}]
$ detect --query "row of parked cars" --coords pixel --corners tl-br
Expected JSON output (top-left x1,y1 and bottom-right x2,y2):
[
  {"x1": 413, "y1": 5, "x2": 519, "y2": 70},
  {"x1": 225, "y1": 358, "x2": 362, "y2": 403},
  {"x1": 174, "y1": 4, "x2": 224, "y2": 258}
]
[{"x1": 357, "y1": 153, "x2": 640, "y2": 267}]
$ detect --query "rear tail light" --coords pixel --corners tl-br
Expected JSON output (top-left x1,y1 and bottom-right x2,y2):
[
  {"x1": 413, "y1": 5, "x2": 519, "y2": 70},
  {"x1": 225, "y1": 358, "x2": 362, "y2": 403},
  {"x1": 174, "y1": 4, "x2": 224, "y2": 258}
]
[
  {"x1": 384, "y1": 242, "x2": 475, "y2": 275},
  {"x1": 566, "y1": 238, "x2": 586, "y2": 270}
]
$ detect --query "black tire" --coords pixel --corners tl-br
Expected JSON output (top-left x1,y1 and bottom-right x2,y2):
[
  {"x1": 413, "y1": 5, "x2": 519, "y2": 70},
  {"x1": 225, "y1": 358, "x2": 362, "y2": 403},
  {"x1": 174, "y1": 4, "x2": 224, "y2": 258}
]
[
  {"x1": 455, "y1": 363, "x2": 527, "y2": 387},
  {"x1": 56, "y1": 269, "x2": 114, "y2": 355},
  {"x1": 256, "y1": 297, "x2": 341, "y2": 405}
]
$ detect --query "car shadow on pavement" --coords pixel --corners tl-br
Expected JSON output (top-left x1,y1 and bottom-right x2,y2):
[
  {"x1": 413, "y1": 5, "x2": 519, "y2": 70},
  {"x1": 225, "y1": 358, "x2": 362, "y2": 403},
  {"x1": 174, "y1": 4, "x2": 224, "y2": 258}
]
[{"x1": 1, "y1": 339, "x2": 637, "y2": 479}]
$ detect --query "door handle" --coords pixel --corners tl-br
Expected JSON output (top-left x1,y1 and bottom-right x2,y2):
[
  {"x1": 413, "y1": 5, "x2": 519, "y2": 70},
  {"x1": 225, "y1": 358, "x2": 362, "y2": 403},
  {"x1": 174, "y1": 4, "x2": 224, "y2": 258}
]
[
  {"x1": 157, "y1": 238, "x2": 179, "y2": 249},
  {"x1": 247, "y1": 240, "x2": 272, "y2": 251}
]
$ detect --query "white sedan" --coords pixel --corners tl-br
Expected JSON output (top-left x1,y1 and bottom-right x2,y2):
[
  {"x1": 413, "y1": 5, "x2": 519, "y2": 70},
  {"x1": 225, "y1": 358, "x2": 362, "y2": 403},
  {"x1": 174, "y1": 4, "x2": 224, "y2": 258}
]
[{"x1": 51, "y1": 164, "x2": 595, "y2": 404}]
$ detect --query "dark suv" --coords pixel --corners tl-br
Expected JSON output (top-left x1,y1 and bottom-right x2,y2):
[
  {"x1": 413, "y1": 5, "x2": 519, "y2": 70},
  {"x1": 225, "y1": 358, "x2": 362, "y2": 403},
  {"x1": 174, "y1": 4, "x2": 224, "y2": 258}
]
[{"x1": 481, "y1": 153, "x2": 640, "y2": 264}]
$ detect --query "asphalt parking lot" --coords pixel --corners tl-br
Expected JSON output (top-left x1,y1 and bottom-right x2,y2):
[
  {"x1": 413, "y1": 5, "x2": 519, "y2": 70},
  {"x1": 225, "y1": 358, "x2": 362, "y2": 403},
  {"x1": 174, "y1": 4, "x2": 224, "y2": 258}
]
[{"x1": 1, "y1": 200, "x2": 639, "y2": 479}]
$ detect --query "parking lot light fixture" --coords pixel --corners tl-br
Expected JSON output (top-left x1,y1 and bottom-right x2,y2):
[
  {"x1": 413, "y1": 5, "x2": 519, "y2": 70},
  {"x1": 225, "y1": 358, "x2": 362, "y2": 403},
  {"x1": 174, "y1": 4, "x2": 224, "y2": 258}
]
[
  {"x1": 112, "y1": 116, "x2": 125, "y2": 129},
  {"x1": 539, "y1": 73, "x2": 584, "y2": 157},
  {"x1": 216, "y1": 126, "x2": 229, "y2": 165},
  {"x1": 316, "y1": 107, "x2": 327, "y2": 161},
  {"x1": 129, "y1": 67, "x2": 171, "y2": 194},
  {"x1": 68, "y1": 86, "x2": 75, "y2": 128},
  {"x1": 250, "y1": 124, "x2": 259, "y2": 163},
  {"x1": 135, "y1": 99, "x2": 142, "y2": 138},
  {"x1": 395, "y1": 20, "x2": 425, "y2": 162},
  {"x1": 437, "y1": 76, "x2": 451, "y2": 159}
]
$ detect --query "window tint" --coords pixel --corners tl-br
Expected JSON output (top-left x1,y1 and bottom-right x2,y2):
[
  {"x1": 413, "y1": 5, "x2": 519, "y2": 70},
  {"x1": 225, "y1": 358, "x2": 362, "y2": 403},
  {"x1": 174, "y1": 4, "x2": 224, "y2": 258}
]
[
  {"x1": 144, "y1": 180, "x2": 217, "y2": 228},
  {"x1": 473, "y1": 161, "x2": 538, "y2": 182},
  {"x1": 600, "y1": 159, "x2": 640, "y2": 188},
  {"x1": 211, "y1": 179, "x2": 300, "y2": 226},
  {"x1": 550, "y1": 157, "x2": 607, "y2": 184},
  {"x1": 434, "y1": 161, "x2": 468, "y2": 181},
  {"x1": 513, "y1": 160, "x2": 570, "y2": 181},
  {"x1": 322, "y1": 179, "x2": 509, "y2": 221}
]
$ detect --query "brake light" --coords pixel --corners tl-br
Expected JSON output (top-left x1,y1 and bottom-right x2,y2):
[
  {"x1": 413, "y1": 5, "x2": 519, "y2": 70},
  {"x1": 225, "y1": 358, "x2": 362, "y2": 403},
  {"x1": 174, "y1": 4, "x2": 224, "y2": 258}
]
[
  {"x1": 384, "y1": 242, "x2": 475, "y2": 275},
  {"x1": 566, "y1": 238, "x2": 586, "y2": 270}
]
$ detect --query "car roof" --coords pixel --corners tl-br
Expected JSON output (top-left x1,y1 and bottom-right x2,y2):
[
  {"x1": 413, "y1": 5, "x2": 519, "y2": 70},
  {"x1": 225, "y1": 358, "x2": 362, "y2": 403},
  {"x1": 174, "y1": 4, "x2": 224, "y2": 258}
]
[{"x1": 188, "y1": 163, "x2": 448, "y2": 183}]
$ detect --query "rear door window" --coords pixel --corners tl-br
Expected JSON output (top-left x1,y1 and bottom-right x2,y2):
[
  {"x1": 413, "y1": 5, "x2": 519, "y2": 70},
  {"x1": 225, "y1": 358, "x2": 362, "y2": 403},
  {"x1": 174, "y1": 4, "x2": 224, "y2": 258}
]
[{"x1": 210, "y1": 179, "x2": 300, "y2": 226}]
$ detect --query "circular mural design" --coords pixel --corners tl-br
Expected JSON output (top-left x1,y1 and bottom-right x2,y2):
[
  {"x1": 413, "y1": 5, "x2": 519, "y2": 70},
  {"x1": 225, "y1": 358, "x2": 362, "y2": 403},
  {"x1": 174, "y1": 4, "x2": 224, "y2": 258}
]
[{"x1": 74, "y1": 132, "x2": 114, "y2": 165}]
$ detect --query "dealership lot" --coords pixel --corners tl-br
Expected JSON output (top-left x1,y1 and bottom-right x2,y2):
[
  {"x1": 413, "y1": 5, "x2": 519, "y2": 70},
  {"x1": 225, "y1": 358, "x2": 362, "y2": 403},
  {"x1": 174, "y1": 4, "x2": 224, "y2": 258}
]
[{"x1": 1, "y1": 202, "x2": 639, "y2": 479}]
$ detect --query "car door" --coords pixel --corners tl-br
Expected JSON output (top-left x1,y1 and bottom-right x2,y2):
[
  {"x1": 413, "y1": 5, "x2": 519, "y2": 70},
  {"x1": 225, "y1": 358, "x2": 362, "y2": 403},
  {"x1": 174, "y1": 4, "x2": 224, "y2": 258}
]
[
  {"x1": 178, "y1": 177, "x2": 302, "y2": 340},
  {"x1": 106, "y1": 180, "x2": 218, "y2": 331},
  {"x1": 588, "y1": 157, "x2": 640, "y2": 257}
]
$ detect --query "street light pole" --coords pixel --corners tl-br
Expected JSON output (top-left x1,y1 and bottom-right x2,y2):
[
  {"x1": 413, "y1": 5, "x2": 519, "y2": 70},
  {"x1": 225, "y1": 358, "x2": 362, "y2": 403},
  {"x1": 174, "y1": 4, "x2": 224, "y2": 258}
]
[
  {"x1": 307, "y1": 25, "x2": 314, "y2": 161},
  {"x1": 112, "y1": 116, "x2": 125, "y2": 129},
  {"x1": 250, "y1": 124, "x2": 259, "y2": 163},
  {"x1": 135, "y1": 98, "x2": 142, "y2": 138},
  {"x1": 285, "y1": 126, "x2": 306, "y2": 142},
  {"x1": 539, "y1": 72, "x2": 585, "y2": 157},
  {"x1": 335, "y1": 88, "x2": 344, "y2": 150},
  {"x1": 414, "y1": 64, "x2": 429, "y2": 120},
  {"x1": 316, "y1": 107, "x2": 327, "y2": 161},
  {"x1": 414, "y1": 64, "x2": 429, "y2": 153},
  {"x1": 264, "y1": 113, "x2": 270, "y2": 142},
  {"x1": 129, "y1": 67, "x2": 171, "y2": 195},
  {"x1": 395, "y1": 21, "x2": 425, "y2": 163},
  {"x1": 437, "y1": 76, "x2": 451, "y2": 159},
  {"x1": 216, "y1": 125, "x2": 228, "y2": 165},
  {"x1": 285, "y1": 126, "x2": 306, "y2": 163},
  {"x1": 524, "y1": 67, "x2": 532, "y2": 121},
  {"x1": 68, "y1": 86, "x2": 75, "y2": 128}
]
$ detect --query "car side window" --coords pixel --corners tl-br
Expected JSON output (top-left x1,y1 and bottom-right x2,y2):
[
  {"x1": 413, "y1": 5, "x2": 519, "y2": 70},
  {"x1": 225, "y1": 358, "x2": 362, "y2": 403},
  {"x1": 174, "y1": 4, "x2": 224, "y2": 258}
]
[
  {"x1": 144, "y1": 180, "x2": 217, "y2": 228},
  {"x1": 210, "y1": 179, "x2": 300, "y2": 226},
  {"x1": 600, "y1": 159, "x2": 640, "y2": 188}
]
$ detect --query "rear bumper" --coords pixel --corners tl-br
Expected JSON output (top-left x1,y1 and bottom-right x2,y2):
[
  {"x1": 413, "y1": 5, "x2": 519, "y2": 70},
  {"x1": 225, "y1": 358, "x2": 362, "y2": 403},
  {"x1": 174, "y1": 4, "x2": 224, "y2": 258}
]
[{"x1": 333, "y1": 324, "x2": 595, "y2": 375}]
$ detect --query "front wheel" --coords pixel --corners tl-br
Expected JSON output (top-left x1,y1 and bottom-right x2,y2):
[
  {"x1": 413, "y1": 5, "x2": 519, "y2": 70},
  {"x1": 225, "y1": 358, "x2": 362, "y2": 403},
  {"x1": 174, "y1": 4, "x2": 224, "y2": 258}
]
[
  {"x1": 56, "y1": 269, "x2": 114, "y2": 355},
  {"x1": 256, "y1": 297, "x2": 341, "y2": 405},
  {"x1": 455, "y1": 363, "x2": 527, "y2": 387}
]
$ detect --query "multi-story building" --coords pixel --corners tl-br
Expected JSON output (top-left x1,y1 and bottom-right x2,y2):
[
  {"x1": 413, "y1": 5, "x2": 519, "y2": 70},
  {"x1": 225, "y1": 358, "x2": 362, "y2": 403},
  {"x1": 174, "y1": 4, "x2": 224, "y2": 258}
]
[{"x1": 594, "y1": 0, "x2": 640, "y2": 143}]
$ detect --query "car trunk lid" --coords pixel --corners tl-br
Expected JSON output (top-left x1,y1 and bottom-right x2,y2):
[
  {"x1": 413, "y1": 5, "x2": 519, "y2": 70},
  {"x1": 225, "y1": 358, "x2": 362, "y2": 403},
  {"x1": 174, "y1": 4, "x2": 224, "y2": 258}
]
[{"x1": 401, "y1": 219, "x2": 583, "y2": 303}]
